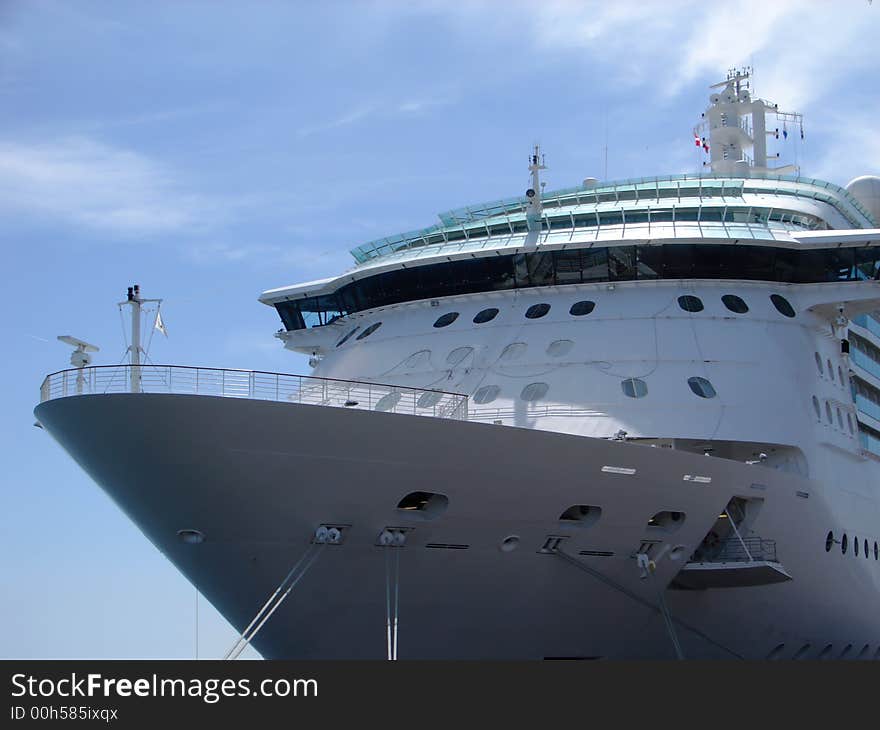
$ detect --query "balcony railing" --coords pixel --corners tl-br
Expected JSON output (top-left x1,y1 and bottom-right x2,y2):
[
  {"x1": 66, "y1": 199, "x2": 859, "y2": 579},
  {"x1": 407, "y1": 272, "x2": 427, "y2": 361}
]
[
  {"x1": 39, "y1": 365, "x2": 469, "y2": 421},
  {"x1": 691, "y1": 536, "x2": 778, "y2": 564}
]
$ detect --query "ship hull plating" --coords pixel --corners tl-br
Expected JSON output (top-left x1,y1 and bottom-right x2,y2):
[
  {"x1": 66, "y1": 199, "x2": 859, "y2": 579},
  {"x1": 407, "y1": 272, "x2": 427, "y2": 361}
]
[{"x1": 35, "y1": 394, "x2": 880, "y2": 659}]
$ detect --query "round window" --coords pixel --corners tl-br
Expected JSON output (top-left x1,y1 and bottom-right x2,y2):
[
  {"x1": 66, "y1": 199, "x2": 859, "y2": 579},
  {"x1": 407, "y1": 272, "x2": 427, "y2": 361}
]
[
  {"x1": 569, "y1": 300, "x2": 596, "y2": 316},
  {"x1": 520, "y1": 382, "x2": 549, "y2": 402},
  {"x1": 525, "y1": 303, "x2": 551, "y2": 319},
  {"x1": 337, "y1": 327, "x2": 360, "y2": 347},
  {"x1": 678, "y1": 295, "x2": 704, "y2": 313},
  {"x1": 356, "y1": 322, "x2": 382, "y2": 340},
  {"x1": 473, "y1": 385, "x2": 500, "y2": 404},
  {"x1": 721, "y1": 294, "x2": 748, "y2": 314},
  {"x1": 473, "y1": 307, "x2": 499, "y2": 324},
  {"x1": 433, "y1": 312, "x2": 459, "y2": 328},
  {"x1": 621, "y1": 378, "x2": 648, "y2": 398},
  {"x1": 687, "y1": 376, "x2": 716, "y2": 398},
  {"x1": 770, "y1": 294, "x2": 796, "y2": 318}
]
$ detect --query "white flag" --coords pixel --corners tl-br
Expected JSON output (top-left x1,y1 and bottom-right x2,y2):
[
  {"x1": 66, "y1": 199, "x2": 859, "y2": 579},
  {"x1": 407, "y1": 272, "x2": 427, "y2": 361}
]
[{"x1": 154, "y1": 310, "x2": 168, "y2": 337}]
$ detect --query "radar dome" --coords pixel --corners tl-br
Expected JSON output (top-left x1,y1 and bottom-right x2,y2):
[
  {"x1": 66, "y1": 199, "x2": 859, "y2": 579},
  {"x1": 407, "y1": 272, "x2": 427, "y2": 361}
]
[{"x1": 845, "y1": 175, "x2": 880, "y2": 224}]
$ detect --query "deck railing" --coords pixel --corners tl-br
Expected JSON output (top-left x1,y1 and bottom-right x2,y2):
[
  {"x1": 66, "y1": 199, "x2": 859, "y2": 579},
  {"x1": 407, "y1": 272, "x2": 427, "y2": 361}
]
[{"x1": 39, "y1": 365, "x2": 469, "y2": 421}]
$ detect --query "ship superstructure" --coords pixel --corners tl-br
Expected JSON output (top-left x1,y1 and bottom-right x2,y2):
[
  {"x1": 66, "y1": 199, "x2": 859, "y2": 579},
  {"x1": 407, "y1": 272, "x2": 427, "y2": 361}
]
[{"x1": 36, "y1": 70, "x2": 880, "y2": 659}]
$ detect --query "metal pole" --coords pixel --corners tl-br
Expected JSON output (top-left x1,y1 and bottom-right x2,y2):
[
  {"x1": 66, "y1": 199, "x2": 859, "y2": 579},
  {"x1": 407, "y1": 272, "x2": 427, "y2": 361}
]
[{"x1": 130, "y1": 296, "x2": 141, "y2": 393}]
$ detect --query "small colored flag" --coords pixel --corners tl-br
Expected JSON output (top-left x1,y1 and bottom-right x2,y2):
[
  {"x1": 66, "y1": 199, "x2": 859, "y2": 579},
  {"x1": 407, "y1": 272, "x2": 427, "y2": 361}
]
[
  {"x1": 154, "y1": 310, "x2": 168, "y2": 337},
  {"x1": 694, "y1": 135, "x2": 701, "y2": 147}
]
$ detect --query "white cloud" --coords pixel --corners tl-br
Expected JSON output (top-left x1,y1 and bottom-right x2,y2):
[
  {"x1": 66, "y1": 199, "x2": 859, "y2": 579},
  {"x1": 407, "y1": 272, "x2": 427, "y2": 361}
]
[{"x1": 0, "y1": 136, "x2": 212, "y2": 235}]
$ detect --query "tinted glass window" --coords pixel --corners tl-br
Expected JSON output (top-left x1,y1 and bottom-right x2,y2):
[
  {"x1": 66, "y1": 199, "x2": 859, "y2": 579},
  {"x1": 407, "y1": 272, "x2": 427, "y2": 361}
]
[
  {"x1": 812, "y1": 396, "x2": 821, "y2": 419},
  {"x1": 433, "y1": 312, "x2": 459, "y2": 328},
  {"x1": 722, "y1": 294, "x2": 748, "y2": 313},
  {"x1": 336, "y1": 327, "x2": 360, "y2": 347},
  {"x1": 814, "y1": 352, "x2": 823, "y2": 374},
  {"x1": 473, "y1": 307, "x2": 499, "y2": 324},
  {"x1": 520, "y1": 382, "x2": 549, "y2": 402},
  {"x1": 621, "y1": 378, "x2": 648, "y2": 398},
  {"x1": 525, "y1": 303, "x2": 551, "y2": 319},
  {"x1": 688, "y1": 376, "x2": 716, "y2": 398},
  {"x1": 825, "y1": 531, "x2": 834, "y2": 552},
  {"x1": 417, "y1": 391, "x2": 443, "y2": 409},
  {"x1": 473, "y1": 385, "x2": 500, "y2": 404},
  {"x1": 842, "y1": 534, "x2": 848, "y2": 554},
  {"x1": 356, "y1": 322, "x2": 382, "y2": 340},
  {"x1": 547, "y1": 340, "x2": 574, "y2": 357},
  {"x1": 770, "y1": 294, "x2": 796, "y2": 318},
  {"x1": 569, "y1": 300, "x2": 596, "y2": 316},
  {"x1": 678, "y1": 295, "x2": 704, "y2": 312}
]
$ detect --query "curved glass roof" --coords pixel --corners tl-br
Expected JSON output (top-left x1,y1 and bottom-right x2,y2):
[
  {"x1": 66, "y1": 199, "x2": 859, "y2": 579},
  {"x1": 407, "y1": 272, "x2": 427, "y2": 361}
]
[{"x1": 349, "y1": 173, "x2": 876, "y2": 264}]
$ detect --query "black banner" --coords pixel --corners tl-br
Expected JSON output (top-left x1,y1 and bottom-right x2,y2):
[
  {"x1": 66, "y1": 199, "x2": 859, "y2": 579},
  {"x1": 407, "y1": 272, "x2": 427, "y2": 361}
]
[{"x1": 2, "y1": 660, "x2": 877, "y2": 726}]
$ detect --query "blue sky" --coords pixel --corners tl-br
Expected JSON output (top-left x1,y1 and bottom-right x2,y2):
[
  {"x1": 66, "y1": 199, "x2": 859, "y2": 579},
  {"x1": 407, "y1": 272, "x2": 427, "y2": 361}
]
[{"x1": 2, "y1": 0, "x2": 878, "y2": 658}]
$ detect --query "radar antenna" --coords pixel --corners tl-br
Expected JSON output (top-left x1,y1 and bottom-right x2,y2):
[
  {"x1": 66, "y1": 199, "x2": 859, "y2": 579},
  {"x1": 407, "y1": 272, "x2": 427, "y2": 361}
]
[{"x1": 57, "y1": 336, "x2": 100, "y2": 395}]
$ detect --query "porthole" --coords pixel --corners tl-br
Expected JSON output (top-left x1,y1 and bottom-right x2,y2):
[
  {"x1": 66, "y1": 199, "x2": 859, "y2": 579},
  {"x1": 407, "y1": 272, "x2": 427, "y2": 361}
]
[
  {"x1": 473, "y1": 385, "x2": 500, "y2": 404},
  {"x1": 812, "y1": 396, "x2": 821, "y2": 420},
  {"x1": 569, "y1": 300, "x2": 596, "y2": 316},
  {"x1": 874, "y1": 542, "x2": 878, "y2": 560},
  {"x1": 828, "y1": 360, "x2": 835, "y2": 381},
  {"x1": 446, "y1": 346, "x2": 474, "y2": 365},
  {"x1": 837, "y1": 408, "x2": 844, "y2": 429},
  {"x1": 500, "y1": 342, "x2": 528, "y2": 360},
  {"x1": 722, "y1": 294, "x2": 748, "y2": 314},
  {"x1": 839, "y1": 644, "x2": 853, "y2": 659},
  {"x1": 473, "y1": 307, "x2": 499, "y2": 324},
  {"x1": 547, "y1": 339, "x2": 574, "y2": 358},
  {"x1": 500, "y1": 535, "x2": 520, "y2": 553},
  {"x1": 433, "y1": 312, "x2": 459, "y2": 328},
  {"x1": 375, "y1": 391, "x2": 401, "y2": 412},
  {"x1": 819, "y1": 644, "x2": 834, "y2": 660},
  {"x1": 687, "y1": 376, "x2": 716, "y2": 399},
  {"x1": 865, "y1": 539, "x2": 870, "y2": 559},
  {"x1": 825, "y1": 531, "x2": 834, "y2": 552},
  {"x1": 825, "y1": 402, "x2": 833, "y2": 424},
  {"x1": 857, "y1": 644, "x2": 871, "y2": 660},
  {"x1": 356, "y1": 322, "x2": 382, "y2": 340},
  {"x1": 520, "y1": 382, "x2": 549, "y2": 402},
  {"x1": 678, "y1": 295, "x2": 704, "y2": 313},
  {"x1": 793, "y1": 644, "x2": 812, "y2": 660},
  {"x1": 417, "y1": 390, "x2": 443, "y2": 409},
  {"x1": 337, "y1": 327, "x2": 360, "y2": 347},
  {"x1": 525, "y1": 302, "x2": 551, "y2": 319},
  {"x1": 855, "y1": 537, "x2": 860, "y2": 557},
  {"x1": 766, "y1": 644, "x2": 786, "y2": 660},
  {"x1": 814, "y1": 352, "x2": 824, "y2": 375},
  {"x1": 621, "y1": 378, "x2": 648, "y2": 398},
  {"x1": 842, "y1": 534, "x2": 848, "y2": 555},
  {"x1": 770, "y1": 293, "x2": 796, "y2": 318}
]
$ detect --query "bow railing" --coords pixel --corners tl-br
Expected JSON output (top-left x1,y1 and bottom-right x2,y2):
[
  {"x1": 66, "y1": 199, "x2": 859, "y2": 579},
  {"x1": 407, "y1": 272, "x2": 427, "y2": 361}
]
[{"x1": 39, "y1": 365, "x2": 469, "y2": 421}]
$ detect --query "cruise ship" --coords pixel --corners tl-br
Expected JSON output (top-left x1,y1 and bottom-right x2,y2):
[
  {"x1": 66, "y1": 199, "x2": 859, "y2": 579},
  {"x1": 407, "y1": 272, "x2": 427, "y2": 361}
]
[{"x1": 36, "y1": 70, "x2": 880, "y2": 659}]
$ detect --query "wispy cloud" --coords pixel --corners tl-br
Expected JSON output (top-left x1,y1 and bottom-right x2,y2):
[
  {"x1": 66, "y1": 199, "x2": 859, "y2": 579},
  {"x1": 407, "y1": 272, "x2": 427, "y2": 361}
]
[
  {"x1": 0, "y1": 136, "x2": 213, "y2": 235},
  {"x1": 296, "y1": 94, "x2": 455, "y2": 137}
]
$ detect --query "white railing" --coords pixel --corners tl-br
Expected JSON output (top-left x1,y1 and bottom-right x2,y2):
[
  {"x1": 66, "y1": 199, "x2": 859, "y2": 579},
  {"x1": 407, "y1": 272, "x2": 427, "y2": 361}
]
[{"x1": 39, "y1": 365, "x2": 469, "y2": 421}]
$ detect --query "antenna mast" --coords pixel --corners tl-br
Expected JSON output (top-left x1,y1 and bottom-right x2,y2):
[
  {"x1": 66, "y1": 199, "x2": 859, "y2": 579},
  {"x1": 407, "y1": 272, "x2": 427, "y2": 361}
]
[
  {"x1": 118, "y1": 284, "x2": 162, "y2": 393},
  {"x1": 525, "y1": 145, "x2": 547, "y2": 245},
  {"x1": 696, "y1": 67, "x2": 803, "y2": 176}
]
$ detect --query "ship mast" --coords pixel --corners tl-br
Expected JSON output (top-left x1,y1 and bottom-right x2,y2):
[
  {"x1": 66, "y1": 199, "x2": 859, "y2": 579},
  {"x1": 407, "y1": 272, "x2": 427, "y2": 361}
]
[
  {"x1": 697, "y1": 67, "x2": 803, "y2": 176},
  {"x1": 525, "y1": 145, "x2": 546, "y2": 244},
  {"x1": 118, "y1": 284, "x2": 162, "y2": 393}
]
